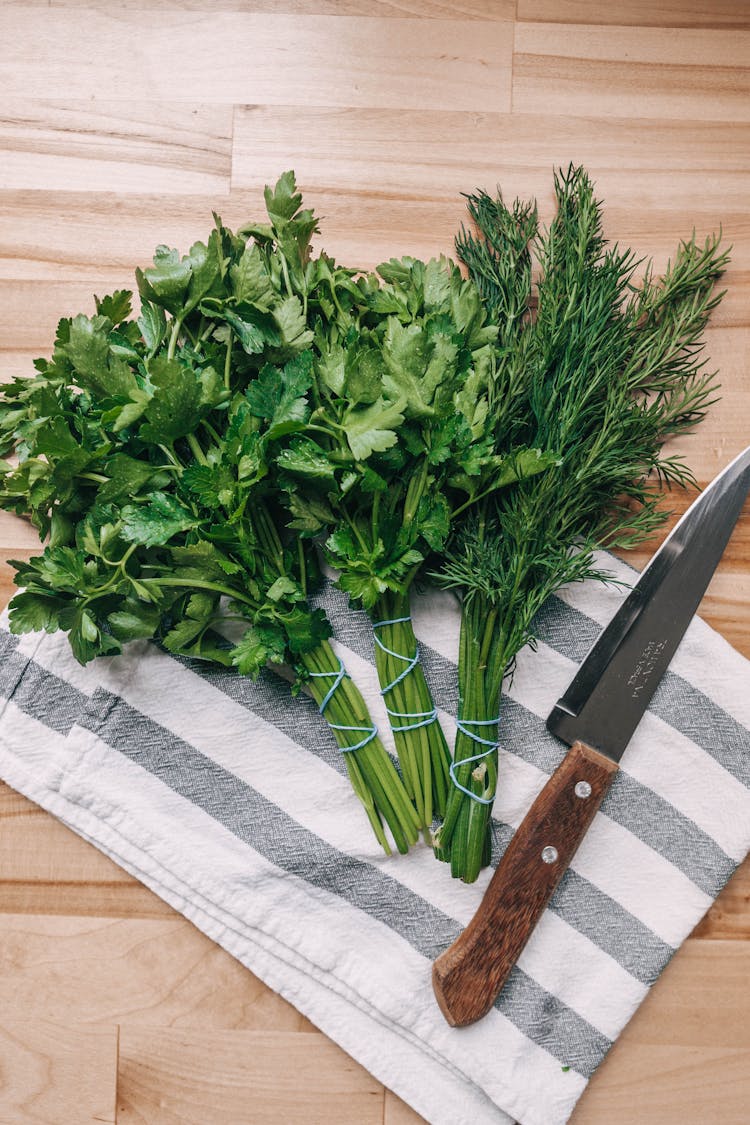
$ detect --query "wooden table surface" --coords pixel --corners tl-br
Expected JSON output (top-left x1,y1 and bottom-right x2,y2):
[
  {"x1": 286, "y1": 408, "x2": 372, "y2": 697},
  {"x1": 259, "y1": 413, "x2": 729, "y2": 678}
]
[{"x1": 1, "y1": 3, "x2": 749, "y2": 1123}]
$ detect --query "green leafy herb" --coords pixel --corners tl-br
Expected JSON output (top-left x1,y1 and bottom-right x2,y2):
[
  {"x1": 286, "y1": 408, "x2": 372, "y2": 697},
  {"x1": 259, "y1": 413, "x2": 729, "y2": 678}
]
[
  {"x1": 433, "y1": 165, "x2": 727, "y2": 881},
  {"x1": 0, "y1": 176, "x2": 425, "y2": 856},
  {"x1": 0, "y1": 166, "x2": 726, "y2": 875},
  {"x1": 258, "y1": 247, "x2": 547, "y2": 837}
]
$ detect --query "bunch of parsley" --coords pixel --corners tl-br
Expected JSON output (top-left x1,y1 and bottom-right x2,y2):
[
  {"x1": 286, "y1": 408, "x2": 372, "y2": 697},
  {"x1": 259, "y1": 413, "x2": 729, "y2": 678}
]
[
  {"x1": 278, "y1": 253, "x2": 497, "y2": 835},
  {"x1": 432, "y1": 165, "x2": 728, "y2": 881},
  {"x1": 261, "y1": 250, "x2": 552, "y2": 837},
  {"x1": 178, "y1": 173, "x2": 546, "y2": 841},
  {"x1": 0, "y1": 178, "x2": 422, "y2": 856}
]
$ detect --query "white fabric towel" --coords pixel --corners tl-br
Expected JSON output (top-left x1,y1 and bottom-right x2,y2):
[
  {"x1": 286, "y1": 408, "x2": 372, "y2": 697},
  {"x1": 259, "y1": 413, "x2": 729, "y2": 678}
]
[{"x1": 0, "y1": 549, "x2": 748, "y2": 1125}]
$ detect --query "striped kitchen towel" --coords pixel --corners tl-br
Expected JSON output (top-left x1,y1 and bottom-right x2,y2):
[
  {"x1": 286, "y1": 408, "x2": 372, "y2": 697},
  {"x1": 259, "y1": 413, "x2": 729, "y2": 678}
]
[{"x1": 0, "y1": 549, "x2": 748, "y2": 1125}]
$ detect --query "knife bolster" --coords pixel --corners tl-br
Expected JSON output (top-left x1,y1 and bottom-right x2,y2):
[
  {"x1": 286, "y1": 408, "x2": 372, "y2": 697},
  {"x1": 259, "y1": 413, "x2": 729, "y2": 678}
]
[{"x1": 432, "y1": 741, "x2": 619, "y2": 1027}]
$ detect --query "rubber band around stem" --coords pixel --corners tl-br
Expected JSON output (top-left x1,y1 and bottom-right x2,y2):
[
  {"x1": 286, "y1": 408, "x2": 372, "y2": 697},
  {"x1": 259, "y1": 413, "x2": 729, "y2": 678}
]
[
  {"x1": 449, "y1": 716, "x2": 499, "y2": 805},
  {"x1": 309, "y1": 659, "x2": 379, "y2": 753},
  {"x1": 372, "y1": 616, "x2": 439, "y2": 733}
]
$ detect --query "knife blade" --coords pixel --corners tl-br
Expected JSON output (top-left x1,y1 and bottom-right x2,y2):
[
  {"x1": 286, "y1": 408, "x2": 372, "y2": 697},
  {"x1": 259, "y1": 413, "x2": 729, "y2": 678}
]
[{"x1": 433, "y1": 444, "x2": 750, "y2": 1027}]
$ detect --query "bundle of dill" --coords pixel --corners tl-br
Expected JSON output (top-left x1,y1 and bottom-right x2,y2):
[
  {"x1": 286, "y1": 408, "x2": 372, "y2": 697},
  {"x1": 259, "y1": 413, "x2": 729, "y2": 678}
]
[{"x1": 433, "y1": 165, "x2": 728, "y2": 882}]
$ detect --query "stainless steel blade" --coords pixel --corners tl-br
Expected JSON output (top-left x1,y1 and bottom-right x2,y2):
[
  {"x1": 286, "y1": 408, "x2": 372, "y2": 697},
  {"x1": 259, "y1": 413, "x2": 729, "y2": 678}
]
[{"x1": 547, "y1": 444, "x2": 750, "y2": 758}]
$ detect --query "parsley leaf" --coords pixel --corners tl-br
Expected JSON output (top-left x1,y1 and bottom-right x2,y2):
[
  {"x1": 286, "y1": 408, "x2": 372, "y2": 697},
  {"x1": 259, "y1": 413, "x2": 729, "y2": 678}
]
[
  {"x1": 138, "y1": 246, "x2": 192, "y2": 315},
  {"x1": 342, "y1": 397, "x2": 405, "y2": 460},
  {"x1": 230, "y1": 243, "x2": 276, "y2": 307},
  {"x1": 230, "y1": 624, "x2": 286, "y2": 676},
  {"x1": 246, "y1": 353, "x2": 312, "y2": 440},
  {"x1": 273, "y1": 296, "x2": 313, "y2": 354},
  {"x1": 121, "y1": 492, "x2": 199, "y2": 547},
  {"x1": 62, "y1": 314, "x2": 138, "y2": 399},
  {"x1": 140, "y1": 356, "x2": 225, "y2": 445},
  {"x1": 94, "y1": 290, "x2": 133, "y2": 325}
]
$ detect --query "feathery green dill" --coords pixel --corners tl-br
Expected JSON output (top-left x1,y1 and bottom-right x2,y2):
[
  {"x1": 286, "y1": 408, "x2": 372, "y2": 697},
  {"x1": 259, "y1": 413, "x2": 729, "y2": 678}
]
[{"x1": 434, "y1": 165, "x2": 728, "y2": 881}]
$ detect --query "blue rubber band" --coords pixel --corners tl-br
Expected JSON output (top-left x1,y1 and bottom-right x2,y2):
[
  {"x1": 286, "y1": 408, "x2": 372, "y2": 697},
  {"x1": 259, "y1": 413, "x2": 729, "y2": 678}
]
[
  {"x1": 327, "y1": 724, "x2": 379, "y2": 753},
  {"x1": 384, "y1": 703, "x2": 439, "y2": 733},
  {"x1": 449, "y1": 716, "x2": 499, "y2": 805},
  {"x1": 312, "y1": 659, "x2": 346, "y2": 715},
  {"x1": 372, "y1": 617, "x2": 420, "y2": 691},
  {"x1": 372, "y1": 617, "x2": 439, "y2": 733},
  {"x1": 455, "y1": 717, "x2": 500, "y2": 747},
  {"x1": 309, "y1": 660, "x2": 379, "y2": 754}
]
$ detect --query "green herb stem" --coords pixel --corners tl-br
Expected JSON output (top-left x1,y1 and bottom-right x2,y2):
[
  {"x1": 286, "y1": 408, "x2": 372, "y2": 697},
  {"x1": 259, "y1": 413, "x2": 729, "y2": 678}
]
[
  {"x1": 202, "y1": 420, "x2": 223, "y2": 447},
  {"x1": 253, "y1": 501, "x2": 285, "y2": 570},
  {"x1": 223, "y1": 332, "x2": 233, "y2": 390},
  {"x1": 186, "y1": 432, "x2": 207, "y2": 466},
  {"x1": 300, "y1": 640, "x2": 420, "y2": 854},
  {"x1": 436, "y1": 594, "x2": 504, "y2": 882},
  {"x1": 148, "y1": 577, "x2": 256, "y2": 606},
  {"x1": 371, "y1": 590, "x2": 451, "y2": 838},
  {"x1": 280, "y1": 254, "x2": 293, "y2": 298},
  {"x1": 167, "y1": 317, "x2": 183, "y2": 361}
]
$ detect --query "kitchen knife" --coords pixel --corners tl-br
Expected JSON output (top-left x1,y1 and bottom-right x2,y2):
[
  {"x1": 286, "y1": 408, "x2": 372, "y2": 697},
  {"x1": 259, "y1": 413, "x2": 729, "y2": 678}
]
[{"x1": 433, "y1": 444, "x2": 750, "y2": 1027}]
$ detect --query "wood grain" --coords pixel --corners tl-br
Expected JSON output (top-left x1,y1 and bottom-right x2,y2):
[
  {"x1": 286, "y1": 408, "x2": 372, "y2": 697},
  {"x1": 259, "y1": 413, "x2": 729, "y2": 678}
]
[
  {"x1": 0, "y1": 1019, "x2": 118, "y2": 1125},
  {"x1": 116, "y1": 1027, "x2": 383, "y2": 1125},
  {"x1": 0, "y1": 782, "x2": 174, "y2": 918},
  {"x1": 513, "y1": 24, "x2": 750, "y2": 121},
  {"x1": 0, "y1": 911, "x2": 316, "y2": 1033},
  {"x1": 573, "y1": 1044, "x2": 750, "y2": 1124},
  {"x1": 31, "y1": 0, "x2": 515, "y2": 17},
  {"x1": 433, "y1": 742, "x2": 619, "y2": 1026},
  {"x1": 0, "y1": 3, "x2": 748, "y2": 1123},
  {"x1": 517, "y1": 0, "x2": 750, "y2": 27},
  {"x1": 384, "y1": 1090, "x2": 429, "y2": 1124},
  {"x1": 0, "y1": 101, "x2": 233, "y2": 195},
  {"x1": 0, "y1": 11, "x2": 513, "y2": 111}
]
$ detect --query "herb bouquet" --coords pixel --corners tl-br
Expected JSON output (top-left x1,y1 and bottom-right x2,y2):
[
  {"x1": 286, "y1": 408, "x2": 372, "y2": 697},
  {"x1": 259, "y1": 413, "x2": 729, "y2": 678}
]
[
  {"x1": 432, "y1": 165, "x2": 728, "y2": 880},
  {"x1": 268, "y1": 252, "x2": 552, "y2": 835},
  {"x1": 0, "y1": 169, "x2": 727, "y2": 875},
  {"x1": 0, "y1": 188, "x2": 423, "y2": 856},
  {"x1": 0, "y1": 174, "x2": 541, "y2": 853}
]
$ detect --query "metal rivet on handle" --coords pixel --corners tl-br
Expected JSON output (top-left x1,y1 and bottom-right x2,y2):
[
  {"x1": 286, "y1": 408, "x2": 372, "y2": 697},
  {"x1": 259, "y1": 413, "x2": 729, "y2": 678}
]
[
  {"x1": 575, "y1": 780, "x2": 592, "y2": 799},
  {"x1": 541, "y1": 846, "x2": 558, "y2": 864}
]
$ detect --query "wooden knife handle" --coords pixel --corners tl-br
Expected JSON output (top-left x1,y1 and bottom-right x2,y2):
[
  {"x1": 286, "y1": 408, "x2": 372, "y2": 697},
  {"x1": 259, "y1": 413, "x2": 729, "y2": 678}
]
[{"x1": 432, "y1": 741, "x2": 619, "y2": 1027}]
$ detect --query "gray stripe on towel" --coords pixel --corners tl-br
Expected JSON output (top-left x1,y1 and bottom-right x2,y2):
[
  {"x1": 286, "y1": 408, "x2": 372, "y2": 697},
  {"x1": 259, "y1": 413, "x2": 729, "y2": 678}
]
[
  {"x1": 0, "y1": 632, "x2": 88, "y2": 735},
  {"x1": 319, "y1": 583, "x2": 739, "y2": 892},
  {"x1": 199, "y1": 592, "x2": 738, "y2": 899},
  {"x1": 74, "y1": 684, "x2": 612, "y2": 1079},
  {"x1": 531, "y1": 595, "x2": 750, "y2": 788}
]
